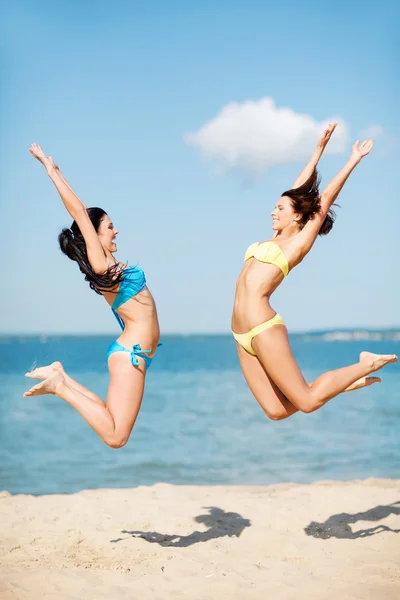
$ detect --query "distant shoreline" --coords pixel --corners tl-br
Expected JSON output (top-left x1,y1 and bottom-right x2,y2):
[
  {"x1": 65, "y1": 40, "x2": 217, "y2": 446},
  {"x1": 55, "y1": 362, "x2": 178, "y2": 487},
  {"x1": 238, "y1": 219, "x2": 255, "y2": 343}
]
[
  {"x1": 1, "y1": 328, "x2": 400, "y2": 341},
  {"x1": 297, "y1": 329, "x2": 400, "y2": 341}
]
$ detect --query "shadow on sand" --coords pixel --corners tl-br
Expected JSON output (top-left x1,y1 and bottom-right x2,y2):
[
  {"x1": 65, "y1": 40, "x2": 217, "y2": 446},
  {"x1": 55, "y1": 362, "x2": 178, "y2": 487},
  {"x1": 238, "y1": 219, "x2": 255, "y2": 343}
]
[
  {"x1": 304, "y1": 501, "x2": 400, "y2": 539},
  {"x1": 111, "y1": 506, "x2": 251, "y2": 547}
]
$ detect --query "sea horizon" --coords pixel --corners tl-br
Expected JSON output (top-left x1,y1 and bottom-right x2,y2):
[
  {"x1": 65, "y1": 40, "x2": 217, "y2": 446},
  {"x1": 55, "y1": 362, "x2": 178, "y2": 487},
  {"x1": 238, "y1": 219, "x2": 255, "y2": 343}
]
[{"x1": 1, "y1": 326, "x2": 400, "y2": 341}]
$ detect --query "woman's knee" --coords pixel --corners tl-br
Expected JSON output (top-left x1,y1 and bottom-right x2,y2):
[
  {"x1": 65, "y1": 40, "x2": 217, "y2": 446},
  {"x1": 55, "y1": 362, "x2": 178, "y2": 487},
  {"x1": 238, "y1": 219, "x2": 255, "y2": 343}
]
[
  {"x1": 262, "y1": 404, "x2": 290, "y2": 421},
  {"x1": 298, "y1": 402, "x2": 317, "y2": 414},
  {"x1": 104, "y1": 432, "x2": 130, "y2": 449},
  {"x1": 285, "y1": 390, "x2": 317, "y2": 414}
]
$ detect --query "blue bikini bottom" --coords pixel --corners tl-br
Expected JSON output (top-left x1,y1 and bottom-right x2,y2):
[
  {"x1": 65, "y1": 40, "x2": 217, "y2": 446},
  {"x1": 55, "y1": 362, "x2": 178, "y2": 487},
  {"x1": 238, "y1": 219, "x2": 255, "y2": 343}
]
[{"x1": 106, "y1": 341, "x2": 159, "y2": 370}]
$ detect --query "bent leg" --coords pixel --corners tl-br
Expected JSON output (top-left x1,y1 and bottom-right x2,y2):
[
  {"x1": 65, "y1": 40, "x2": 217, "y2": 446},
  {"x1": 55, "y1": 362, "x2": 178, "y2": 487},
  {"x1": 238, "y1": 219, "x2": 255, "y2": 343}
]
[
  {"x1": 24, "y1": 353, "x2": 146, "y2": 448},
  {"x1": 252, "y1": 326, "x2": 397, "y2": 414},
  {"x1": 26, "y1": 362, "x2": 104, "y2": 405},
  {"x1": 237, "y1": 344, "x2": 299, "y2": 420},
  {"x1": 236, "y1": 343, "x2": 379, "y2": 421}
]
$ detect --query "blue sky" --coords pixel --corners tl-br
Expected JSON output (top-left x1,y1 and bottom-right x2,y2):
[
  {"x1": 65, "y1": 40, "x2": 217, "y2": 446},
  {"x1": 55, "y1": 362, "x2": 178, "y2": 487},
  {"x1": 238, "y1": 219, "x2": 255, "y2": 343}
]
[{"x1": 1, "y1": 0, "x2": 398, "y2": 334}]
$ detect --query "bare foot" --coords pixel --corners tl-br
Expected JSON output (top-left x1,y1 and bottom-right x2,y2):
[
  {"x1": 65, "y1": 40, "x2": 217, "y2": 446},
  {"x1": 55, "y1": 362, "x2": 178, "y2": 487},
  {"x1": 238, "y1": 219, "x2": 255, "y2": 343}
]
[
  {"x1": 344, "y1": 376, "x2": 381, "y2": 392},
  {"x1": 23, "y1": 372, "x2": 65, "y2": 397},
  {"x1": 25, "y1": 361, "x2": 64, "y2": 381},
  {"x1": 360, "y1": 352, "x2": 398, "y2": 372}
]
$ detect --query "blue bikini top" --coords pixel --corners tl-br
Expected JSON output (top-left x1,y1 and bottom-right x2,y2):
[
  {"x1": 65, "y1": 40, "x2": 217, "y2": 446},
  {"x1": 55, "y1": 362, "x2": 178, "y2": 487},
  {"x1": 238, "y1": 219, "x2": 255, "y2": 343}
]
[{"x1": 111, "y1": 263, "x2": 146, "y2": 330}]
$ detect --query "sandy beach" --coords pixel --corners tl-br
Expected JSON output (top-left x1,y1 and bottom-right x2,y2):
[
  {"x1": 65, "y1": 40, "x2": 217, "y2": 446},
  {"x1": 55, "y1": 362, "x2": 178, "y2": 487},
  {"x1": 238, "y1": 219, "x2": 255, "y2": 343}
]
[{"x1": 1, "y1": 479, "x2": 399, "y2": 599}]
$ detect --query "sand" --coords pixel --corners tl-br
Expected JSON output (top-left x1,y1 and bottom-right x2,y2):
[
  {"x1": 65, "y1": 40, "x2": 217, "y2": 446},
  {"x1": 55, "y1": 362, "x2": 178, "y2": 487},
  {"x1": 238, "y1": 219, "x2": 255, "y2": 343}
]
[{"x1": 1, "y1": 479, "x2": 399, "y2": 599}]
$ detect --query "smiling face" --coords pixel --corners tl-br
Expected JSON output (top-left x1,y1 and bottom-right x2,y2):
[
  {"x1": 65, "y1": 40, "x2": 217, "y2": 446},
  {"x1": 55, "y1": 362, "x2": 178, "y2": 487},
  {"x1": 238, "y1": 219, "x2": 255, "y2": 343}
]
[
  {"x1": 271, "y1": 196, "x2": 301, "y2": 232},
  {"x1": 97, "y1": 214, "x2": 119, "y2": 253}
]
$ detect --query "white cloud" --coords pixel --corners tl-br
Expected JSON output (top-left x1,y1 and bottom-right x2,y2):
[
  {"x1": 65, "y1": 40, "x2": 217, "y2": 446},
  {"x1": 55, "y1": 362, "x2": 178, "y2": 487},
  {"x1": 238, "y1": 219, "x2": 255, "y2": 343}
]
[
  {"x1": 184, "y1": 97, "x2": 348, "y2": 176},
  {"x1": 360, "y1": 125, "x2": 385, "y2": 139}
]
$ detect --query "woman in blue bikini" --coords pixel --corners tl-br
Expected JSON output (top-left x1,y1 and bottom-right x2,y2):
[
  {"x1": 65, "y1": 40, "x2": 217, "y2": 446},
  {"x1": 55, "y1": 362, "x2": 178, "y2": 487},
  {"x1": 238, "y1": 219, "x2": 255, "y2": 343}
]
[{"x1": 25, "y1": 143, "x2": 160, "y2": 448}]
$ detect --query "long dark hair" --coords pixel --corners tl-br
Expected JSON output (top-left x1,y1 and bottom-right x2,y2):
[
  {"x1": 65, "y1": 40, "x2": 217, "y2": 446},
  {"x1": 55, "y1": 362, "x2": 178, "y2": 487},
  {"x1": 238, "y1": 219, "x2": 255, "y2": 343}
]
[
  {"x1": 58, "y1": 207, "x2": 123, "y2": 295},
  {"x1": 282, "y1": 168, "x2": 335, "y2": 236}
]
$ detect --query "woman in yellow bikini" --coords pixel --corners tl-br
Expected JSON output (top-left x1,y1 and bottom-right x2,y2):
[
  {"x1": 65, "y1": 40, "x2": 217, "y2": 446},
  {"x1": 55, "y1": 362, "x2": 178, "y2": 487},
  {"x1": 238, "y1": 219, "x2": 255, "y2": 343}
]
[{"x1": 232, "y1": 124, "x2": 397, "y2": 420}]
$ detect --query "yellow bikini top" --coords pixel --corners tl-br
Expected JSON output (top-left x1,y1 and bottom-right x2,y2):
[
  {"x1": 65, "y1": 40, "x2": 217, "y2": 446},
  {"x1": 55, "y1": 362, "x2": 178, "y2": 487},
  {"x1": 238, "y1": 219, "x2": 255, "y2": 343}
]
[{"x1": 244, "y1": 241, "x2": 289, "y2": 276}]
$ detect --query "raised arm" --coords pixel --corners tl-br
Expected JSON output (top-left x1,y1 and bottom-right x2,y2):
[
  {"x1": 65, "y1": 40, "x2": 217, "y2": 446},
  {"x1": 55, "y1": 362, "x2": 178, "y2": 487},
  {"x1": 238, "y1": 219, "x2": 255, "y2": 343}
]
[
  {"x1": 319, "y1": 139, "x2": 374, "y2": 213},
  {"x1": 29, "y1": 143, "x2": 86, "y2": 216},
  {"x1": 292, "y1": 123, "x2": 337, "y2": 188},
  {"x1": 29, "y1": 143, "x2": 108, "y2": 273},
  {"x1": 296, "y1": 139, "x2": 374, "y2": 254}
]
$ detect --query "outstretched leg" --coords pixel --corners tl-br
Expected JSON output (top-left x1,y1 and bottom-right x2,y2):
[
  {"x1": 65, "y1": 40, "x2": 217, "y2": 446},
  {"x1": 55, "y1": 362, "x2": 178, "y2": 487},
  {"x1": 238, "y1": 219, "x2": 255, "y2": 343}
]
[
  {"x1": 237, "y1": 343, "x2": 381, "y2": 421},
  {"x1": 343, "y1": 376, "x2": 381, "y2": 392},
  {"x1": 251, "y1": 326, "x2": 397, "y2": 414},
  {"x1": 24, "y1": 353, "x2": 146, "y2": 448}
]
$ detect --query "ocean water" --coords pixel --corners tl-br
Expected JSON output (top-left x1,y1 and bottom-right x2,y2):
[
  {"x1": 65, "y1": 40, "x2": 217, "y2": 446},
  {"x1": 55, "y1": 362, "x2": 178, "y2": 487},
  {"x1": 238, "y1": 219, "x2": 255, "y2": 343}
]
[{"x1": 0, "y1": 335, "x2": 399, "y2": 495}]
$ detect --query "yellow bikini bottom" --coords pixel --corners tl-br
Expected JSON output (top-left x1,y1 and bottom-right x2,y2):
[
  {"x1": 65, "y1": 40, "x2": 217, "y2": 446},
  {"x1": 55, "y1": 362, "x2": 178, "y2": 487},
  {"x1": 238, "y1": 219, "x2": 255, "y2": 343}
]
[{"x1": 232, "y1": 313, "x2": 286, "y2": 355}]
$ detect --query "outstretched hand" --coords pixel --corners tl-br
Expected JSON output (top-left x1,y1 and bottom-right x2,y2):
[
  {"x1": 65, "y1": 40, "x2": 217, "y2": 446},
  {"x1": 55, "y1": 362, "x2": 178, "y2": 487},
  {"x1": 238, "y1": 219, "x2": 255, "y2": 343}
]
[
  {"x1": 317, "y1": 123, "x2": 338, "y2": 150},
  {"x1": 29, "y1": 143, "x2": 58, "y2": 172},
  {"x1": 351, "y1": 139, "x2": 374, "y2": 161}
]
